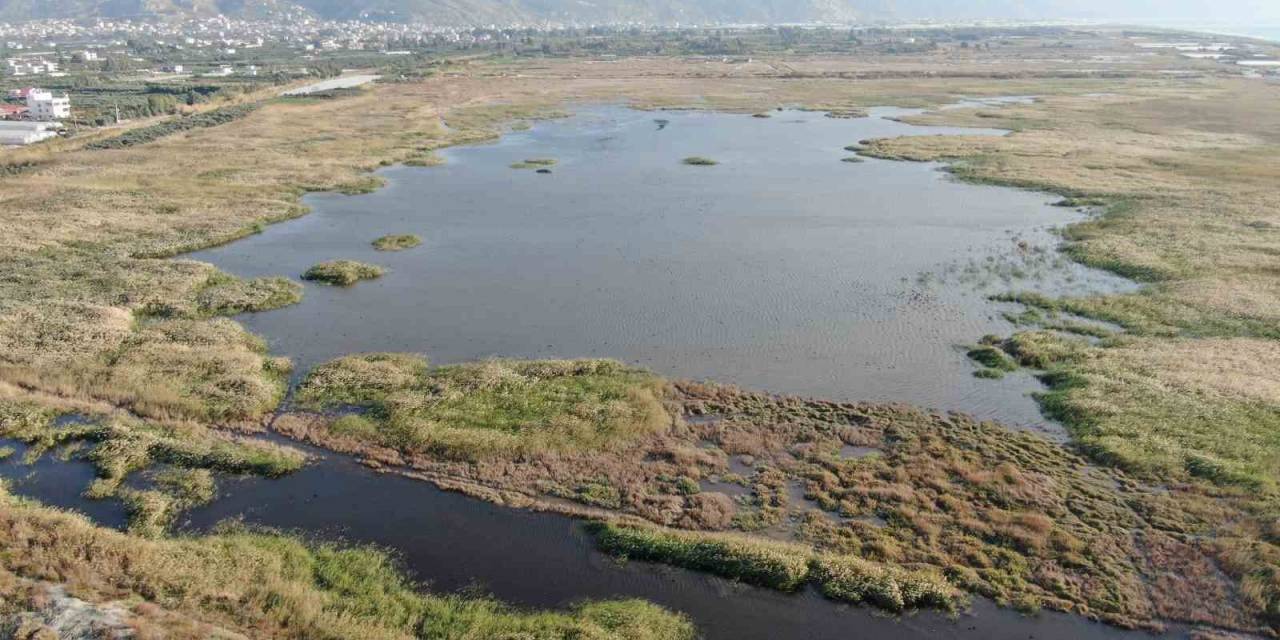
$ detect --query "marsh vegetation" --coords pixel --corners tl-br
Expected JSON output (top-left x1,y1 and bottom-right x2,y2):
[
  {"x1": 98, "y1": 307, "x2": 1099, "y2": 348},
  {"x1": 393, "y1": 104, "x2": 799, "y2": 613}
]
[
  {"x1": 510, "y1": 158, "x2": 558, "y2": 169},
  {"x1": 372, "y1": 234, "x2": 423, "y2": 251},
  {"x1": 302, "y1": 260, "x2": 386, "y2": 286},
  {"x1": 294, "y1": 356, "x2": 668, "y2": 459},
  {"x1": 682, "y1": 156, "x2": 718, "y2": 166},
  {"x1": 0, "y1": 485, "x2": 694, "y2": 639},
  {"x1": 0, "y1": 401, "x2": 305, "y2": 537},
  {"x1": 2, "y1": 46, "x2": 1279, "y2": 639}
]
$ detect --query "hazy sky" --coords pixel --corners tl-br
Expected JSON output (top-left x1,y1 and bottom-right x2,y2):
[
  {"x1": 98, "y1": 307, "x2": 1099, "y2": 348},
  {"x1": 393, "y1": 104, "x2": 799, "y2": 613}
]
[{"x1": 872, "y1": 0, "x2": 1279, "y2": 24}]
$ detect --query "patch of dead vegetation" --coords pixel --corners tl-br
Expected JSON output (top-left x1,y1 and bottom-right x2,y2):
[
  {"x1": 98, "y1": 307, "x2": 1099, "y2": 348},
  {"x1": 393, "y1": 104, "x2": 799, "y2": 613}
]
[{"x1": 277, "y1": 378, "x2": 1271, "y2": 633}]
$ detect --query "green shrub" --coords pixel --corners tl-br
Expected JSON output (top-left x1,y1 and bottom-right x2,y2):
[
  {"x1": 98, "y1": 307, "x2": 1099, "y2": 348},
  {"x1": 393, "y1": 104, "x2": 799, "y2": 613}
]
[
  {"x1": 85, "y1": 103, "x2": 260, "y2": 151},
  {"x1": 966, "y1": 345, "x2": 1018, "y2": 372}
]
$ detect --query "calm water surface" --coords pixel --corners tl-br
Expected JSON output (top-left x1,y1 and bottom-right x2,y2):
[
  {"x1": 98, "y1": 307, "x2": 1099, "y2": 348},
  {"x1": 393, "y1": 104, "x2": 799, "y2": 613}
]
[{"x1": 190, "y1": 105, "x2": 1132, "y2": 430}]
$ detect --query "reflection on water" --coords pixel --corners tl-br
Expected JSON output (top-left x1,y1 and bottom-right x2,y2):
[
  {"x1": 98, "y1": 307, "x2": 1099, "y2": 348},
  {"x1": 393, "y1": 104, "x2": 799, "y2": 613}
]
[{"x1": 189, "y1": 106, "x2": 1132, "y2": 431}]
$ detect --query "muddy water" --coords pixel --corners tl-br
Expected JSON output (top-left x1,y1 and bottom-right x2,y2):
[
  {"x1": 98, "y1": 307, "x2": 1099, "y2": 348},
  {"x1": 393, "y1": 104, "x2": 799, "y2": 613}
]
[{"x1": 189, "y1": 105, "x2": 1133, "y2": 431}]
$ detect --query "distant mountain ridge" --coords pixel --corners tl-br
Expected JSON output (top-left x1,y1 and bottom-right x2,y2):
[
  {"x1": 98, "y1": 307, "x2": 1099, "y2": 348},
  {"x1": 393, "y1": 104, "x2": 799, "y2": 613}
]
[{"x1": 0, "y1": 0, "x2": 1273, "y2": 25}]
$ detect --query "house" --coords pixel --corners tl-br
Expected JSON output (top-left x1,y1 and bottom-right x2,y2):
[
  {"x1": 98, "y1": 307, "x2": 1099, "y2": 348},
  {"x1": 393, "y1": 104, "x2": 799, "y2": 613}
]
[
  {"x1": 5, "y1": 59, "x2": 58, "y2": 76},
  {"x1": 0, "y1": 104, "x2": 29, "y2": 120},
  {"x1": 26, "y1": 89, "x2": 70, "y2": 122},
  {"x1": 202, "y1": 65, "x2": 234, "y2": 77}
]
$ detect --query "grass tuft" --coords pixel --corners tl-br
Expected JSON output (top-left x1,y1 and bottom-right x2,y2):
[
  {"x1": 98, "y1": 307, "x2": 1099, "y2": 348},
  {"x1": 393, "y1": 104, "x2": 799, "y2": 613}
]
[
  {"x1": 371, "y1": 234, "x2": 423, "y2": 252},
  {"x1": 302, "y1": 260, "x2": 385, "y2": 286},
  {"x1": 511, "y1": 158, "x2": 558, "y2": 169}
]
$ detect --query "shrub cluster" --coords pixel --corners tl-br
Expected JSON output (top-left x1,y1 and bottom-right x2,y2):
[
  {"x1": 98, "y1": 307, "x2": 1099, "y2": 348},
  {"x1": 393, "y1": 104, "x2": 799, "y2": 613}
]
[{"x1": 84, "y1": 103, "x2": 261, "y2": 151}]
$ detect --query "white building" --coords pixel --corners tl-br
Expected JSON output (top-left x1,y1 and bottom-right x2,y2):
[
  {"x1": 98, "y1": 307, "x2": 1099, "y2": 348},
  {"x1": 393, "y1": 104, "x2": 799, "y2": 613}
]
[
  {"x1": 0, "y1": 120, "x2": 59, "y2": 145},
  {"x1": 26, "y1": 89, "x2": 70, "y2": 121},
  {"x1": 202, "y1": 64, "x2": 234, "y2": 77},
  {"x1": 5, "y1": 58, "x2": 58, "y2": 76}
]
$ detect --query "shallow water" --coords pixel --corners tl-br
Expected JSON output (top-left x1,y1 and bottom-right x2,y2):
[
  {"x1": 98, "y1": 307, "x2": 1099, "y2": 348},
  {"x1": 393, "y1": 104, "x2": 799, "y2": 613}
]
[{"x1": 189, "y1": 105, "x2": 1132, "y2": 430}]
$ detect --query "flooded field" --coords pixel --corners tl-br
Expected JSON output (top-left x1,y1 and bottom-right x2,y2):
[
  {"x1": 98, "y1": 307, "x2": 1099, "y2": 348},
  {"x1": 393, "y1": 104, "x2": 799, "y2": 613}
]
[{"x1": 190, "y1": 105, "x2": 1133, "y2": 430}]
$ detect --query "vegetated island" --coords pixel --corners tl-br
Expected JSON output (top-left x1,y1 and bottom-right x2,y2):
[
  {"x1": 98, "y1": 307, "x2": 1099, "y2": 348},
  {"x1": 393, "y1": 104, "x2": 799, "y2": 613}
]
[
  {"x1": 302, "y1": 260, "x2": 385, "y2": 286},
  {"x1": 682, "y1": 156, "x2": 718, "y2": 166},
  {"x1": 511, "y1": 158, "x2": 557, "y2": 169},
  {"x1": 372, "y1": 234, "x2": 422, "y2": 251}
]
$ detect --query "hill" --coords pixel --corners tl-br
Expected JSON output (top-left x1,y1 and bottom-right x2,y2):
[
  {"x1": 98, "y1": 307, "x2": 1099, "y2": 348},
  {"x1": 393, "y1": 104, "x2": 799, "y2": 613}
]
[{"x1": 0, "y1": 0, "x2": 1272, "y2": 27}]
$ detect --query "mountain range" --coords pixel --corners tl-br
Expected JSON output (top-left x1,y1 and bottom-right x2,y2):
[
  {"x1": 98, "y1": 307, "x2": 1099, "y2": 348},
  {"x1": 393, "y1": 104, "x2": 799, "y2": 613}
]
[{"x1": 0, "y1": 0, "x2": 1273, "y2": 25}]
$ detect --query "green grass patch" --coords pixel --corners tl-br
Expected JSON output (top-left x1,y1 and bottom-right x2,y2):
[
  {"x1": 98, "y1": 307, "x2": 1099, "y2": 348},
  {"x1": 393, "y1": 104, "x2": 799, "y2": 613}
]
[
  {"x1": 965, "y1": 345, "x2": 1018, "y2": 372},
  {"x1": 590, "y1": 522, "x2": 812, "y2": 591},
  {"x1": 371, "y1": 234, "x2": 423, "y2": 251},
  {"x1": 590, "y1": 523, "x2": 964, "y2": 614},
  {"x1": 302, "y1": 260, "x2": 385, "y2": 286},
  {"x1": 192, "y1": 272, "x2": 302, "y2": 317},
  {"x1": 296, "y1": 356, "x2": 670, "y2": 459}
]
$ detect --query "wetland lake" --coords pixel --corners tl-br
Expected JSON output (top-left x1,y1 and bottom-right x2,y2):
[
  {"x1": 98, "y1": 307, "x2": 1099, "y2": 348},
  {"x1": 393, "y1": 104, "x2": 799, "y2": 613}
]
[
  {"x1": 192, "y1": 104, "x2": 1132, "y2": 430},
  {"x1": 2, "y1": 103, "x2": 1153, "y2": 639}
]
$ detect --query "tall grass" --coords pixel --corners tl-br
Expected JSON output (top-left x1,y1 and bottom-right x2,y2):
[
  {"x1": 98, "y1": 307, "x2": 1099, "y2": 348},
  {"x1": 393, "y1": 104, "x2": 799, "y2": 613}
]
[
  {"x1": 0, "y1": 488, "x2": 695, "y2": 639},
  {"x1": 589, "y1": 522, "x2": 964, "y2": 613}
]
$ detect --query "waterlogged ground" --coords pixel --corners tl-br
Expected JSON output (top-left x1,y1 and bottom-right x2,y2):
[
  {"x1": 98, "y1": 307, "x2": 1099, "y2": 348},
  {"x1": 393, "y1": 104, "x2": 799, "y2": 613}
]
[
  {"x1": 191, "y1": 105, "x2": 1133, "y2": 429},
  {"x1": 0, "y1": 432, "x2": 1174, "y2": 640},
  {"x1": 0, "y1": 104, "x2": 1159, "y2": 640}
]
